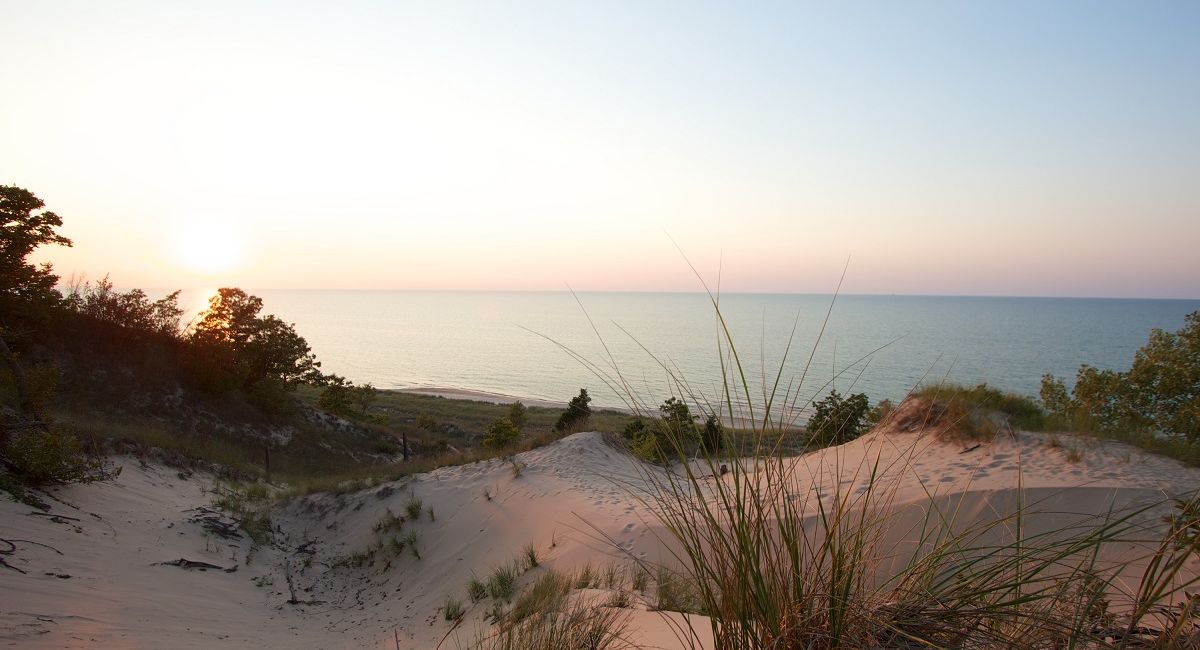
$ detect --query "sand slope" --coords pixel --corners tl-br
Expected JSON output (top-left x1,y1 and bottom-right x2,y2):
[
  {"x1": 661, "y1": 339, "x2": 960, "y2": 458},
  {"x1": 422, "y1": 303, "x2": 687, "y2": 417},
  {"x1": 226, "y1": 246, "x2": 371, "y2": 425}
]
[{"x1": 4, "y1": 429, "x2": 1199, "y2": 649}]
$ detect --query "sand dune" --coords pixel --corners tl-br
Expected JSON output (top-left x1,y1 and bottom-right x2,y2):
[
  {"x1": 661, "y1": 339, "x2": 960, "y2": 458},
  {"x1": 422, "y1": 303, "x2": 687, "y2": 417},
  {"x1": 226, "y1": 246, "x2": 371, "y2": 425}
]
[{"x1": 3, "y1": 428, "x2": 1199, "y2": 649}]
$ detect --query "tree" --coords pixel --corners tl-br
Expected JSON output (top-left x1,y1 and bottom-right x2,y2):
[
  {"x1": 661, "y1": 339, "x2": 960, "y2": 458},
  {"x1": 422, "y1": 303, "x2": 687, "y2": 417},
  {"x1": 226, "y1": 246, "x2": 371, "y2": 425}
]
[
  {"x1": 700, "y1": 414, "x2": 725, "y2": 452},
  {"x1": 508, "y1": 401, "x2": 528, "y2": 432},
  {"x1": 659, "y1": 397, "x2": 697, "y2": 438},
  {"x1": 1, "y1": 185, "x2": 72, "y2": 317},
  {"x1": 188, "y1": 288, "x2": 323, "y2": 392},
  {"x1": 1044, "y1": 312, "x2": 1200, "y2": 439},
  {"x1": 554, "y1": 388, "x2": 592, "y2": 433},
  {"x1": 64, "y1": 276, "x2": 184, "y2": 338},
  {"x1": 352, "y1": 382, "x2": 378, "y2": 415},
  {"x1": 806, "y1": 390, "x2": 870, "y2": 446},
  {"x1": 318, "y1": 375, "x2": 354, "y2": 415},
  {"x1": 483, "y1": 417, "x2": 520, "y2": 448}
]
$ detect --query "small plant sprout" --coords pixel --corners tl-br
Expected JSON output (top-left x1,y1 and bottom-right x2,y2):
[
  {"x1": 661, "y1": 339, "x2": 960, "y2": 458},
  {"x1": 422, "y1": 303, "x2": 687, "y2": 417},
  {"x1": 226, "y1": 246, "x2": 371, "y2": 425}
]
[
  {"x1": 522, "y1": 542, "x2": 539, "y2": 570},
  {"x1": 443, "y1": 595, "x2": 465, "y2": 622},
  {"x1": 402, "y1": 531, "x2": 419, "y2": 559},
  {"x1": 487, "y1": 562, "x2": 519, "y2": 602},
  {"x1": 574, "y1": 563, "x2": 595, "y2": 589},
  {"x1": 373, "y1": 508, "x2": 404, "y2": 533},
  {"x1": 467, "y1": 576, "x2": 487, "y2": 602},
  {"x1": 631, "y1": 567, "x2": 648, "y2": 592},
  {"x1": 404, "y1": 495, "x2": 423, "y2": 520}
]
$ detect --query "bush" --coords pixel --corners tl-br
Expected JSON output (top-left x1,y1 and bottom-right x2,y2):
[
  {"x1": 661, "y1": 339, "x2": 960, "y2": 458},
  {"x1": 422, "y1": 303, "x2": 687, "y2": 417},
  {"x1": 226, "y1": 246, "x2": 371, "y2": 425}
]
[
  {"x1": 3, "y1": 427, "x2": 116, "y2": 485},
  {"x1": 443, "y1": 595, "x2": 465, "y2": 622},
  {"x1": 64, "y1": 276, "x2": 184, "y2": 338},
  {"x1": 318, "y1": 375, "x2": 354, "y2": 415},
  {"x1": 658, "y1": 397, "x2": 696, "y2": 439},
  {"x1": 554, "y1": 389, "x2": 592, "y2": 432},
  {"x1": 487, "y1": 562, "x2": 519, "y2": 601},
  {"x1": 700, "y1": 414, "x2": 724, "y2": 453},
  {"x1": 483, "y1": 417, "x2": 520, "y2": 448},
  {"x1": 415, "y1": 412, "x2": 438, "y2": 432},
  {"x1": 806, "y1": 390, "x2": 869, "y2": 445},
  {"x1": 621, "y1": 417, "x2": 648, "y2": 440},
  {"x1": 508, "y1": 401, "x2": 528, "y2": 432},
  {"x1": 1042, "y1": 312, "x2": 1200, "y2": 440},
  {"x1": 351, "y1": 382, "x2": 377, "y2": 415}
]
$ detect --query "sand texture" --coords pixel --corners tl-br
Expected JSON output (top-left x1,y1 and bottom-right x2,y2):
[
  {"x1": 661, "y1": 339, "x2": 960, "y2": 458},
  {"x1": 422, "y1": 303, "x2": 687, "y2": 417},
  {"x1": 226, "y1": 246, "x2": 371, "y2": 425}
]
[{"x1": 3, "y1": 428, "x2": 1199, "y2": 649}]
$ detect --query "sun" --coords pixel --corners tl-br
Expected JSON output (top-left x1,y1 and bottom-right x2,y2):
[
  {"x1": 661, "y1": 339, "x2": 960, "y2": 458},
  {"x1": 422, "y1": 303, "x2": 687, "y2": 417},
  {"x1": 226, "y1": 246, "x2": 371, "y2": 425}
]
[{"x1": 172, "y1": 221, "x2": 246, "y2": 275}]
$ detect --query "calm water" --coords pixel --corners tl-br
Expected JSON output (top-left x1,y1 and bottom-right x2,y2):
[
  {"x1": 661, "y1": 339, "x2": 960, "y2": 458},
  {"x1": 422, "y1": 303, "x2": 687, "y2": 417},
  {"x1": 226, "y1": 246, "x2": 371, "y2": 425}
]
[{"x1": 199, "y1": 291, "x2": 1200, "y2": 411}]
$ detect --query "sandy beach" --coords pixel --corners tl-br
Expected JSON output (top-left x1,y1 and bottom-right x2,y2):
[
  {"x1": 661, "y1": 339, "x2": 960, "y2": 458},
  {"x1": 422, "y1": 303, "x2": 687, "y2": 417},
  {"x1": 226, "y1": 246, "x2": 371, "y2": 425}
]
[{"x1": 4, "y1": 422, "x2": 1199, "y2": 649}]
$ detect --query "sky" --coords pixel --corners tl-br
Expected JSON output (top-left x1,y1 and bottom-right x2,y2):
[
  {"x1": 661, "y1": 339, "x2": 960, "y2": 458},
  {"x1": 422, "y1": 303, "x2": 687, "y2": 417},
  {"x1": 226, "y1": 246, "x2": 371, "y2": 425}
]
[{"x1": 3, "y1": 1, "x2": 1198, "y2": 298}]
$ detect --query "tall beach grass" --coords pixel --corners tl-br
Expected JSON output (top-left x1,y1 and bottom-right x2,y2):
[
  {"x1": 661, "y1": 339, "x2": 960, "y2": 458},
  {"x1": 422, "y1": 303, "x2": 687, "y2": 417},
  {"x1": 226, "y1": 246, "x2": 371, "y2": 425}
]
[{"x1": 562, "y1": 271, "x2": 1200, "y2": 649}]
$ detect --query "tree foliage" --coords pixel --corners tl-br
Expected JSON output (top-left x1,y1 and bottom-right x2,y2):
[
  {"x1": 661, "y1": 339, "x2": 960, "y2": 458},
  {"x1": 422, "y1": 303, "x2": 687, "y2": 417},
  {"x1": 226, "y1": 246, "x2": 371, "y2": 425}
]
[
  {"x1": 701, "y1": 414, "x2": 725, "y2": 452},
  {"x1": 508, "y1": 401, "x2": 528, "y2": 432},
  {"x1": 1, "y1": 185, "x2": 72, "y2": 317},
  {"x1": 5, "y1": 427, "x2": 116, "y2": 485},
  {"x1": 188, "y1": 288, "x2": 323, "y2": 392},
  {"x1": 1042, "y1": 312, "x2": 1200, "y2": 439},
  {"x1": 554, "y1": 388, "x2": 592, "y2": 433},
  {"x1": 65, "y1": 276, "x2": 184, "y2": 338},
  {"x1": 483, "y1": 417, "x2": 520, "y2": 448},
  {"x1": 318, "y1": 375, "x2": 354, "y2": 415},
  {"x1": 806, "y1": 390, "x2": 870, "y2": 446},
  {"x1": 659, "y1": 397, "x2": 697, "y2": 437}
]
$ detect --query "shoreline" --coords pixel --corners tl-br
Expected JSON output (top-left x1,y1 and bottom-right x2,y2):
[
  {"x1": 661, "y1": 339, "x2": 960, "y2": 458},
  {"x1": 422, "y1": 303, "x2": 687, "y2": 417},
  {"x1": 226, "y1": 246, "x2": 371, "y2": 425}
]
[{"x1": 393, "y1": 386, "x2": 567, "y2": 410}]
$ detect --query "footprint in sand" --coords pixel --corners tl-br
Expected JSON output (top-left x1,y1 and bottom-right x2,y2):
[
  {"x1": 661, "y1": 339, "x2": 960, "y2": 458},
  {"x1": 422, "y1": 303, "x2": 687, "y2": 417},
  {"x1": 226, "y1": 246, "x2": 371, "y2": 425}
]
[{"x1": 623, "y1": 523, "x2": 636, "y2": 533}]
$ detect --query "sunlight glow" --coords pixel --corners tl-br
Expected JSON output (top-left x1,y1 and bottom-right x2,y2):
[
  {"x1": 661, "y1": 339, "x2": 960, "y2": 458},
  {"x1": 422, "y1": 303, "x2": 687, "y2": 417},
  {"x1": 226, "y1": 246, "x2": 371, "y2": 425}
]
[{"x1": 172, "y1": 221, "x2": 246, "y2": 276}]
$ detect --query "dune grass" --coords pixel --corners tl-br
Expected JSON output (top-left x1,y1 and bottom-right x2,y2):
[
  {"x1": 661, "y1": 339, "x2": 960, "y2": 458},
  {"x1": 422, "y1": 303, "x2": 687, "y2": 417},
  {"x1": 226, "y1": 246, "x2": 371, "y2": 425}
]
[{"x1": 557, "y1": 278, "x2": 1200, "y2": 648}]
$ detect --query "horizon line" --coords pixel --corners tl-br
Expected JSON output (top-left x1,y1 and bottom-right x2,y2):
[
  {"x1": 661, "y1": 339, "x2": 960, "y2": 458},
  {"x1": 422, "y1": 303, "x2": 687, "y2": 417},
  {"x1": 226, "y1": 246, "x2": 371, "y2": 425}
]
[{"x1": 110, "y1": 286, "x2": 1200, "y2": 302}]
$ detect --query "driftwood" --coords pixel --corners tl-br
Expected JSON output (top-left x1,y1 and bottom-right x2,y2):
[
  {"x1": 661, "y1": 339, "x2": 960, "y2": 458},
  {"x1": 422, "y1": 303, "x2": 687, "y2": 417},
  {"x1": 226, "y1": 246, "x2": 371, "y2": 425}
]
[
  {"x1": 185, "y1": 506, "x2": 244, "y2": 540},
  {"x1": 156, "y1": 558, "x2": 237, "y2": 572},
  {"x1": 0, "y1": 538, "x2": 26, "y2": 573}
]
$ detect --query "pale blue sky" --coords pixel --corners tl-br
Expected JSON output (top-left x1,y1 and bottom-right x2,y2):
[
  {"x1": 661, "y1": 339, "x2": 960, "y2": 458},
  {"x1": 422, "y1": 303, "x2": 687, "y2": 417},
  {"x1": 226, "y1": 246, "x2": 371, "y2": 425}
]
[{"x1": 3, "y1": 1, "x2": 1198, "y2": 297}]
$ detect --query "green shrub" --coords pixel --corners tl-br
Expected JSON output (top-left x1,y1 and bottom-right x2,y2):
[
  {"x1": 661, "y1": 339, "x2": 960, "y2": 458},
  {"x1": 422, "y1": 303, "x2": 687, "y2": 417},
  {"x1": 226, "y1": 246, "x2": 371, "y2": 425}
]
[
  {"x1": 467, "y1": 576, "x2": 487, "y2": 602},
  {"x1": 866, "y1": 398, "x2": 895, "y2": 425},
  {"x1": 522, "y1": 542, "x2": 539, "y2": 569},
  {"x1": 483, "y1": 417, "x2": 520, "y2": 448},
  {"x1": 1042, "y1": 312, "x2": 1200, "y2": 440},
  {"x1": 404, "y1": 496, "x2": 424, "y2": 519},
  {"x1": 659, "y1": 397, "x2": 696, "y2": 437},
  {"x1": 553, "y1": 389, "x2": 592, "y2": 433},
  {"x1": 806, "y1": 390, "x2": 869, "y2": 445},
  {"x1": 621, "y1": 417, "x2": 647, "y2": 440},
  {"x1": 318, "y1": 375, "x2": 354, "y2": 415},
  {"x1": 487, "y1": 562, "x2": 519, "y2": 601},
  {"x1": 416, "y1": 412, "x2": 438, "y2": 432},
  {"x1": 507, "y1": 401, "x2": 528, "y2": 432},
  {"x1": 509, "y1": 569, "x2": 570, "y2": 624},
  {"x1": 700, "y1": 414, "x2": 724, "y2": 452},
  {"x1": 444, "y1": 595, "x2": 465, "y2": 622},
  {"x1": 4, "y1": 427, "x2": 115, "y2": 485},
  {"x1": 629, "y1": 428, "x2": 663, "y2": 463}
]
